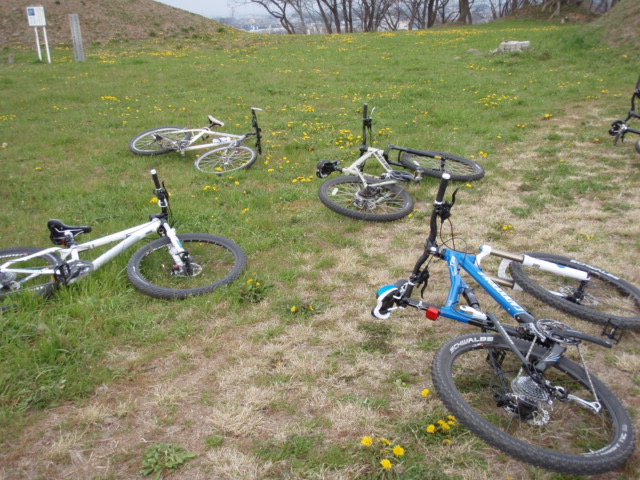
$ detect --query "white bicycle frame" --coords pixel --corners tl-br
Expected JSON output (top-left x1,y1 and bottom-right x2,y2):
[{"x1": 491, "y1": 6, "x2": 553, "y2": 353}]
[
  {"x1": 341, "y1": 147, "x2": 400, "y2": 188},
  {"x1": 168, "y1": 107, "x2": 263, "y2": 155},
  {"x1": 1, "y1": 217, "x2": 185, "y2": 285},
  {"x1": 172, "y1": 128, "x2": 244, "y2": 155}
]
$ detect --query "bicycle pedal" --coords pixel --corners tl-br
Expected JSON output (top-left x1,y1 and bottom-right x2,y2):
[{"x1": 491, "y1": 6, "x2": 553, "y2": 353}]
[{"x1": 601, "y1": 319, "x2": 624, "y2": 344}]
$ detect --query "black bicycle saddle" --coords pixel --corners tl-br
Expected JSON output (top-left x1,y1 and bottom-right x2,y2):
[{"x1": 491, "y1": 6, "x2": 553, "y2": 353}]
[{"x1": 47, "y1": 219, "x2": 92, "y2": 245}]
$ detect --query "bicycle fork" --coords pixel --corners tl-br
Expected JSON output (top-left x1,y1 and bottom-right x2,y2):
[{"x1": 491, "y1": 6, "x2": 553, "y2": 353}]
[{"x1": 161, "y1": 224, "x2": 196, "y2": 277}]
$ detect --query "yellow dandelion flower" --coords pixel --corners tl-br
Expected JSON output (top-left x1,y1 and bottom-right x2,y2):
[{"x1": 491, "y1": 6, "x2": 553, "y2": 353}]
[
  {"x1": 379, "y1": 437, "x2": 391, "y2": 445},
  {"x1": 380, "y1": 459, "x2": 392, "y2": 470},
  {"x1": 393, "y1": 445, "x2": 405, "y2": 457},
  {"x1": 361, "y1": 436, "x2": 373, "y2": 447},
  {"x1": 421, "y1": 389, "x2": 430, "y2": 397},
  {"x1": 150, "y1": 197, "x2": 158, "y2": 204},
  {"x1": 291, "y1": 306, "x2": 297, "y2": 313},
  {"x1": 426, "y1": 425, "x2": 436, "y2": 434}
]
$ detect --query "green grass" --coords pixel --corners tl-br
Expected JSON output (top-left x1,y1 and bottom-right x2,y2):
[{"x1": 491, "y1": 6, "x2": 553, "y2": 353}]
[{"x1": 1, "y1": 19, "x2": 639, "y2": 479}]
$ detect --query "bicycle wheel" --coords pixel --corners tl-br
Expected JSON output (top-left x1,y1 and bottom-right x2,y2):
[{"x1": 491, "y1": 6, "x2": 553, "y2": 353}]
[
  {"x1": 127, "y1": 233, "x2": 247, "y2": 300},
  {"x1": 400, "y1": 151, "x2": 485, "y2": 181},
  {"x1": 195, "y1": 145, "x2": 257, "y2": 174},
  {"x1": 0, "y1": 247, "x2": 60, "y2": 311},
  {"x1": 509, "y1": 252, "x2": 640, "y2": 330},
  {"x1": 318, "y1": 176, "x2": 414, "y2": 222},
  {"x1": 129, "y1": 126, "x2": 190, "y2": 155},
  {"x1": 432, "y1": 333, "x2": 635, "y2": 475}
]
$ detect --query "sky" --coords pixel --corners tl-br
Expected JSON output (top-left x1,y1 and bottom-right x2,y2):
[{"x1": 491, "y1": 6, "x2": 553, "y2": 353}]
[{"x1": 153, "y1": 0, "x2": 263, "y2": 18}]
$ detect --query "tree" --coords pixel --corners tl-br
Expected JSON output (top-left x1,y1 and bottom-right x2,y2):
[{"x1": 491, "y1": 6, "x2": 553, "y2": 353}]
[
  {"x1": 315, "y1": 0, "x2": 342, "y2": 32},
  {"x1": 458, "y1": 0, "x2": 473, "y2": 23},
  {"x1": 247, "y1": 0, "x2": 299, "y2": 33}
]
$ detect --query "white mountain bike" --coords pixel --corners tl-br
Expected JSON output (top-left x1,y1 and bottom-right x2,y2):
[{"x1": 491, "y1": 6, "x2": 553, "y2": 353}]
[
  {"x1": 316, "y1": 104, "x2": 485, "y2": 222},
  {"x1": 0, "y1": 170, "x2": 247, "y2": 311},
  {"x1": 129, "y1": 107, "x2": 263, "y2": 174}
]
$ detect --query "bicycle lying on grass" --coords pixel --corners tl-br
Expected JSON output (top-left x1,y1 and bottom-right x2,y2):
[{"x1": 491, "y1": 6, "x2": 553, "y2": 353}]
[
  {"x1": 0, "y1": 170, "x2": 247, "y2": 311},
  {"x1": 129, "y1": 107, "x2": 263, "y2": 174},
  {"x1": 609, "y1": 75, "x2": 640, "y2": 154},
  {"x1": 372, "y1": 173, "x2": 637, "y2": 474},
  {"x1": 316, "y1": 104, "x2": 485, "y2": 222}
]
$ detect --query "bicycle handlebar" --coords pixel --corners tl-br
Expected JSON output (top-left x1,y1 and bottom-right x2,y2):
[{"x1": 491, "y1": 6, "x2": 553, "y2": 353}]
[
  {"x1": 609, "y1": 76, "x2": 640, "y2": 150},
  {"x1": 150, "y1": 169, "x2": 170, "y2": 216},
  {"x1": 150, "y1": 169, "x2": 162, "y2": 190},
  {"x1": 428, "y1": 173, "x2": 451, "y2": 243}
]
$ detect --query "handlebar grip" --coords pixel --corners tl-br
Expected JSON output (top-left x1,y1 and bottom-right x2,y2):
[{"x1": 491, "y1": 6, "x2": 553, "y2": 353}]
[
  {"x1": 363, "y1": 103, "x2": 368, "y2": 119},
  {"x1": 434, "y1": 173, "x2": 451, "y2": 204},
  {"x1": 150, "y1": 169, "x2": 162, "y2": 190}
]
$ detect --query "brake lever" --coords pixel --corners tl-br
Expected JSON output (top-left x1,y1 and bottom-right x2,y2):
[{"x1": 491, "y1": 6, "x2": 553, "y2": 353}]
[{"x1": 415, "y1": 269, "x2": 430, "y2": 298}]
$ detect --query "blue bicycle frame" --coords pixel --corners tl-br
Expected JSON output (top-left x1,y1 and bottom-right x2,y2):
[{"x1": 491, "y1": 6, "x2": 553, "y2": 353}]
[{"x1": 437, "y1": 248, "x2": 528, "y2": 323}]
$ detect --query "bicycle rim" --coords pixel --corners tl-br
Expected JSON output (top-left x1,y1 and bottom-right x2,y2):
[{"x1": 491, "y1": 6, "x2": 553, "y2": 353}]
[
  {"x1": 195, "y1": 145, "x2": 256, "y2": 174},
  {"x1": 432, "y1": 334, "x2": 634, "y2": 475},
  {"x1": 318, "y1": 176, "x2": 413, "y2": 222},
  {"x1": 400, "y1": 152, "x2": 484, "y2": 181},
  {"x1": 509, "y1": 253, "x2": 640, "y2": 329},
  {"x1": 128, "y1": 234, "x2": 246, "y2": 299},
  {"x1": 0, "y1": 247, "x2": 58, "y2": 310}
]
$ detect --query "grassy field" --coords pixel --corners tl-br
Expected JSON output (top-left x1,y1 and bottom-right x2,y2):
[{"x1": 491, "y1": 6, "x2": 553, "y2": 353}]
[{"x1": 0, "y1": 19, "x2": 639, "y2": 479}]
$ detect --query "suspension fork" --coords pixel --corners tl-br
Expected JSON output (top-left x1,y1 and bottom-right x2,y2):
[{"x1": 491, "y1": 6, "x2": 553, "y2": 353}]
[{"x1": 161, "y1": 222, "x2": 189, "y2": 269}]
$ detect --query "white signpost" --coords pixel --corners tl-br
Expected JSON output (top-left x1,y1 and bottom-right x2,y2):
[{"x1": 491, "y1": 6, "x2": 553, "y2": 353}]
[{"x1": 26, "y1": 6, "x2": 51, "y2": 63}]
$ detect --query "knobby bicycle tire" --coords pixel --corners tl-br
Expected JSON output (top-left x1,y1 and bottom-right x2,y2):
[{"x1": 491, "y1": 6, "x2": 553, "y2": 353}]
[
  {"x1": 195, "y1": 145, "x2": 258, "y2": 174},
  {"x1": 509, "y1": 252, "x2": 640, "y2": 330},
  {"x1": 127, "y1": 233, "x2": 247, "y2": 300},
  {"x1": 400, "y1": 150, "x2": 485, "y2": 182},
  {"x1": 318, "y1": 175, "x2": 414, "y2": 222},
  {"x1": 129, "y1": 126, "x2": 190, "y2": 156},
  {"x1": 432, "y1": 333, "x2": 635, "y2": 475},
  {"x1": 0, "y1": 247, "x2": 60, "y2": 311}
]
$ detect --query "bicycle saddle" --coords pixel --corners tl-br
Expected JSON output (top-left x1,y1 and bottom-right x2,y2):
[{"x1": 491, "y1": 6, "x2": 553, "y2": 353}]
[
  {"x1": 207, "y1": 115, "x2": 224, "y2": 127},
  {"x1": 47, "y1": 219, "x2": 92, "y2": 245}
]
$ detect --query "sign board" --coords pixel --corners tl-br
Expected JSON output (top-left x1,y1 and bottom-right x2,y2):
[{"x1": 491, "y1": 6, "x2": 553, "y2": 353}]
[{"x1": 26, "y1": 6, "x2": 46, "y2": 27}]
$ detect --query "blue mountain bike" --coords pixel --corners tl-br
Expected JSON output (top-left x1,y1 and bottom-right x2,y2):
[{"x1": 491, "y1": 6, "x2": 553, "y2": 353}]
[{"x1": 372, "y1": 173, "x2": 636, "y2": 475}]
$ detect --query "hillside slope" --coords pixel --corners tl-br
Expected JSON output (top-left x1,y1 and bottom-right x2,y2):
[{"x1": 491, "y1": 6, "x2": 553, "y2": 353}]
[
  {"x1": 588, "y1": 0, "x2": 640, "y2": 48},
  {"x1": 0, "y1": 0, "x2": 231, "y2": 48}
]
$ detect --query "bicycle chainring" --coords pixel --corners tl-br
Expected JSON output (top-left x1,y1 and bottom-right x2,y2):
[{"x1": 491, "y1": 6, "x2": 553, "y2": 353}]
[
  {"x1": 0, "y1": 271, "x2": 17, "y2": 290},
  {"x1": 536, "y1": 318, "x2": 581, "y2": 345}
]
